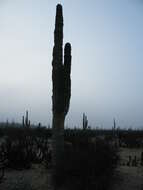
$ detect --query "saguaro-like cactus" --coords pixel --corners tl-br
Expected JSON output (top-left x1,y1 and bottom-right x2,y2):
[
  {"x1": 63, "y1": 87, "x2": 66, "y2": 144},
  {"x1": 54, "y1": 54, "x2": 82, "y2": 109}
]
[
  {"x1": 52, "y1": 4, "x2": 71, "y2": 171},
  {"x1": 83, "y1": 113, "x2": 88, "y2": 130},
  {"x1": 113, "y1": 118, "x2": 116, "y2": 130},
  {"x1": 22, "y1": 111, "x2": 30, "y2": 128}
]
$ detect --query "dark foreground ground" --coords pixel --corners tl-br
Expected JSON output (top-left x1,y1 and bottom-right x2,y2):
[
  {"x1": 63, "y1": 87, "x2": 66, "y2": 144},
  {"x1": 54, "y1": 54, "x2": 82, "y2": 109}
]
[
  {"x1": 0, "y1": 164, "x2": 48, "y2": 190},
  {"x1": 0, "y1": 148, "x2": 143, "y2": 190}
]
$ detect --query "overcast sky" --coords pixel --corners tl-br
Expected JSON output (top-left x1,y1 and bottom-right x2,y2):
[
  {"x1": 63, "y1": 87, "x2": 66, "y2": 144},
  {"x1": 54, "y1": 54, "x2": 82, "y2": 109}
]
[{"x1": 0, "y1": 0, "x2": 143, "y2": 128}]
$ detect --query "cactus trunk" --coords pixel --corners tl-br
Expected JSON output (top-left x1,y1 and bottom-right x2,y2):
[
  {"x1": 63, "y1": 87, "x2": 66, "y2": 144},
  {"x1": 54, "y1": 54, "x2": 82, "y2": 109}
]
[{"x1": 52, "y1": 114, "x2": 65, "y2": 169}]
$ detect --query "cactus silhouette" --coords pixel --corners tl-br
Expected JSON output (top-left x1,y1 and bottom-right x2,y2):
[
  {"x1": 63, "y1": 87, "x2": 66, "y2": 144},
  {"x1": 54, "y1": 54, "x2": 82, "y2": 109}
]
[
  {"x1": 52, "y1": 4, "x2": 72, "y2": 172},
  {"x1": 22, "y1": 111, "x2": 30, "y2": 127},
  {"x1": 113, "y1": 118, "x2": 116, "y2": 130},
  {"x1": 22, "y1": 116, "x2": 25, "y2": 127},
  {"x1": 83, "y1": 113, "x2": 88, "y2": 130}
]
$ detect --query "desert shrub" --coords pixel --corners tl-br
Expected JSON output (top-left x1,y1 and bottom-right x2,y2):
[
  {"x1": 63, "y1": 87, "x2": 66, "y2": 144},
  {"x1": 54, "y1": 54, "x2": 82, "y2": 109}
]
[
  {"x1": 55, "y1": 137, "x2": 118, "y2": 190},
  {"x1": 0, "y1": 125, "x2": 51, "y2": 169},
  {"x1": 1, "y1": 137, "x2": 32, "y2": 169}
]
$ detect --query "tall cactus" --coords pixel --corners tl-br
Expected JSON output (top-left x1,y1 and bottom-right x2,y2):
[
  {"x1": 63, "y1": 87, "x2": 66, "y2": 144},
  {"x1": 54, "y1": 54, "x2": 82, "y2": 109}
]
[{"x1": 52, "y1": 4, "x2": 71, "y2": 172}]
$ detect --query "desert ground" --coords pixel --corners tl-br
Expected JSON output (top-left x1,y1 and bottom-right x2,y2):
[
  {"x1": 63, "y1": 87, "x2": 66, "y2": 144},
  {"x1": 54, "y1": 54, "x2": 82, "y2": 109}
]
[
  {"x1": 0, "y1": 148, "x2": 143, "y2": 190},
  {"x1": 0, "y1": 164, "x2": 49, "y2": 190},
  {"x1": 112, "y1": 148, "x2": 143, "y2": 190}
]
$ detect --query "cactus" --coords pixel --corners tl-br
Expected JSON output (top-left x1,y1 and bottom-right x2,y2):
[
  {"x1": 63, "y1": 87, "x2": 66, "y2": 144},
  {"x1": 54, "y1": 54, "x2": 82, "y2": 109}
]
[
  {"x1": 113, "y1": 118, "x2": 116, "y2": 130},
  {"x1": 141, "y1": 152, "x2": 143, "y2": 166},
  {"x1": 25, "y1": 110, "x2": 29, "y2": 127},
  {"x1": 22, "y1": 116, "x2": 25, "y2": 127},
  {"x1": 22, "y1": 111, "x2": 30, "y2": 128},
  {"x1": 52, "y1": 4, "x2": 71, "y2": 171},
  {"x1": 83, "y1": 113, "x2": 88, "y2": 130}
]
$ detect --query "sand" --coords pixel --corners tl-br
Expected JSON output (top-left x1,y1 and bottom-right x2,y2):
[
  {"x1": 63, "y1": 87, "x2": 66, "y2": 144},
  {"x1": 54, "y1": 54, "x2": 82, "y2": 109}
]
[
  {"x1": 112, "y1": 148, "x2": 143, "y2": 190},
  {"x1": 1, "y1": 148, "x2": 143, "y2": 190},
  {"x1": 0, "y1": 164, "x2": 48, "y2": 190}
]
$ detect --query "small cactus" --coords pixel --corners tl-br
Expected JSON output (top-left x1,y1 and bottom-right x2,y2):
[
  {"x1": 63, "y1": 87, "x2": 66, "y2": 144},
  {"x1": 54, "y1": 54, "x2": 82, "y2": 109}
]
[
  {"x1": 113, "y1": 118, "x2": 116, "y2": 130},
  {"x1": 83, "y1": 113, "x2": 88, "y2": 130},
  {"x1": 22, "y1": 116, "x2": 25, "y2": 126},
  {"x1": 22, "y1": 111, "x2": 30, "y2": 128}
]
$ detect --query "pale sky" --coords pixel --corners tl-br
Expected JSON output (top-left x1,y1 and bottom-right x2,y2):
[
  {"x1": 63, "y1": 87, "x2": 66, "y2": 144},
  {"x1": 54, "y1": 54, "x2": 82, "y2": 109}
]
[{"x1": 0, "y1": 0, "x2": 143, "y2": 128}]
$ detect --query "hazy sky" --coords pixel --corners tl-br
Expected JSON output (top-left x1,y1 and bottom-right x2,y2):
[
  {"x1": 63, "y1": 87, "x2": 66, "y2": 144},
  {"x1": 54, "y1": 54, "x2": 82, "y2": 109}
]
[{"x1": 0, "y1": 0, "x2": 143, "y2": 128}]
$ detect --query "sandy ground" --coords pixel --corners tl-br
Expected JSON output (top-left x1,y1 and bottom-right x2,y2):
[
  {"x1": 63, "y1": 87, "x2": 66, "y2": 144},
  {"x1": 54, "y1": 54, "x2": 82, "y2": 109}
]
[
  {"x1": 0, "y1": 164, "x2": 49, "y2": 190},
  {"x1": 112, "y1": 148, "x2": 143, "y2": 190},
  {"x1": 1, "y1": 148, "x2": 143, "y2": 190}
]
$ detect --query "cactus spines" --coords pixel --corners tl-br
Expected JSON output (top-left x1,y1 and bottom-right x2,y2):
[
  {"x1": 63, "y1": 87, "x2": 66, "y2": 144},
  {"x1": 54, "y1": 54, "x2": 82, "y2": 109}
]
[
  {"x1": 52, "y1": 4, "x2": 72, "y2": 171},
  {"x1": 83, "y1": 113, "x2": 88, "y2": 130}
]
